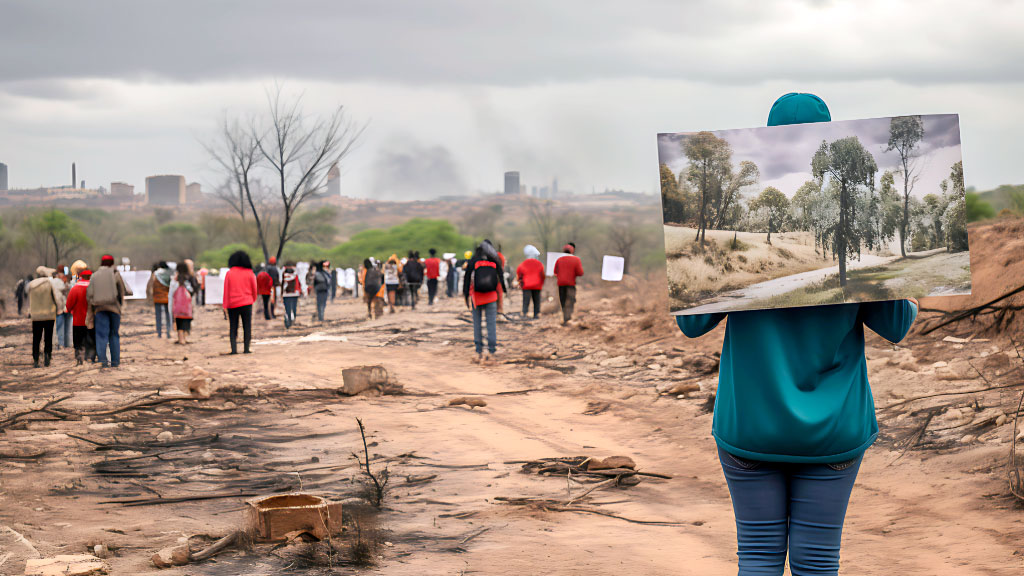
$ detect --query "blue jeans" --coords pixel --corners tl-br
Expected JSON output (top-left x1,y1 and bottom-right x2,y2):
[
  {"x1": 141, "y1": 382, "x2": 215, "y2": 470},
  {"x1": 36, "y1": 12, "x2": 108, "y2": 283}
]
[
  {"x1": 283, "y1": 296, "x2": 298, "y2": 328},
  {"x1": 55, "y1": 312, "x2": 72, "y2": 348},
  {"x1": 94, "y1": 311, "x2": 121, "y2": 367},
  {"x1": 718, "y1": 447, "x2": 862, "y2": 576},
  {"x1": 154, "y1": 303, "x2": 170, "y2": 337},
  {"x1": 316, "y1": 291, "x2": 329, "y2": 321},
  {"x1": 472, "y1": 301, "x2": 497, "y2": 354}
]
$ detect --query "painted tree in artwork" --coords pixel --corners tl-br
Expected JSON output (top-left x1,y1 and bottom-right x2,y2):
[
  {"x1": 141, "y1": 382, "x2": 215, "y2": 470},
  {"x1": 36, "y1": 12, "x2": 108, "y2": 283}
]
[
  {"x1": 750, "y1": 186, "x2": 789, "y2": 245},
  {"x1": 682, "y1": 131, "x2": 731, "y2": 245},
  {"x1": 886, "y1": 115, "x2": 925, "y2": 257},
  {"x1": 812, "y1": 136, "x2": 878, "y2": 286}
]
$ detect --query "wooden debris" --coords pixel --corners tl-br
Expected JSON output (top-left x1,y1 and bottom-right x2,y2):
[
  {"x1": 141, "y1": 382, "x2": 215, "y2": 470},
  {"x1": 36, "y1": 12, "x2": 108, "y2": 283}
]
[
  {"x1": 245, "y1": 494, "x2": 343, "y2": 542},
  {"x1": 25, "y1": 555, "x2": 108, "y2": 576}
]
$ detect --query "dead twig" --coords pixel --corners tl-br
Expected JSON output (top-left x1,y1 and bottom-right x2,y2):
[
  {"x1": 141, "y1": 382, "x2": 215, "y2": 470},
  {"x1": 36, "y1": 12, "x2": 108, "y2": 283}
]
[{"x1": 355, "y1": 417, "x2": 389, "y2": 507}]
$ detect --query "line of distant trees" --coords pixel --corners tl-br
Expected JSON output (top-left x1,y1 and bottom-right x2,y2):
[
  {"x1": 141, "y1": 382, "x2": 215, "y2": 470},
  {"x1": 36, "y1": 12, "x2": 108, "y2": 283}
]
[{"x1": 661, "y1": 116, "x2": 968, "y2": 286}]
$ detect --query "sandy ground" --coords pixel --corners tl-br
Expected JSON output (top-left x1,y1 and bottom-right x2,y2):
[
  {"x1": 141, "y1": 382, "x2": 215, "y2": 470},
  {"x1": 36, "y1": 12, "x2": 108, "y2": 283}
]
[{"x1": 2, "y1": 220, "x2": 1023, "y2": 575}]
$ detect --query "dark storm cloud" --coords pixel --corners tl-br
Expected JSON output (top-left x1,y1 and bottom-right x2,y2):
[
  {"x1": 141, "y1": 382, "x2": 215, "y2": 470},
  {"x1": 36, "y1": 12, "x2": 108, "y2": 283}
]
[
  {"x1": 371, "y1": 137, "x2": 468, "y2": 200},
  {"x1": 2, "y1": 0, "x2": 1023, "y2": 89}
]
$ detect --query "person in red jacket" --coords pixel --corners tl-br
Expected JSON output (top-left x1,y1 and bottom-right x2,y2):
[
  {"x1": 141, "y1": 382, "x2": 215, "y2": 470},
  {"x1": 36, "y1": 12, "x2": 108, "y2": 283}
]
[
  {"x1": 256, "y1": 267, "x2": 274, "y2": 321},
  {"x1": 516, "y1": 244, "x2": 545, "y2": 320},
  {"x1": 222, "y1": 250, "x2": 258, "y2": 354},
  {"x1": 424, "y1": 248, "x2": 442, "y2": 306},
  {"x1": 552, "y1": 242, "x2": 583, "y2": 324},
  {"x1": 65, "y1": 269, "x2": 92, "y2": 365}
]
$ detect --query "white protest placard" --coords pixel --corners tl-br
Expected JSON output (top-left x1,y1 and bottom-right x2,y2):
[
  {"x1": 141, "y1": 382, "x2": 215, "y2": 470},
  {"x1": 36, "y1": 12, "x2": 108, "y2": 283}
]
[
  {"x1": 295, "y1": 262, "x2": 310, "y2": 293},
  {"x1": 545, "y1": 252, "x2": 571, "y2": 277},
  {"x1": 344, "y1": 268, "x2": 357, "y2": 290},
  {"x1": 122, "y1": 270, "x2": 151, "y2": 300},
  {"x1": 601, "y1": 255, "x2": 625, "y2": 282},
  {"x1": 204, "y1": 275, "x2": 224, "y2": 305},
  {"x1": 442, "y1": 252, "x2": 456, "y2": 260}
]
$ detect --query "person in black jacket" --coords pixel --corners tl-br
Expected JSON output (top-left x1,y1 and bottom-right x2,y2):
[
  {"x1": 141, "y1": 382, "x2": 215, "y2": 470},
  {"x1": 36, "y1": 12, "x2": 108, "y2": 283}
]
[
  {"x1": 463, "y1": 240, "x2": 507, "y2": 364},
  {"x1": 402, "y1": 250, "x2": 425, "y2": 310}
]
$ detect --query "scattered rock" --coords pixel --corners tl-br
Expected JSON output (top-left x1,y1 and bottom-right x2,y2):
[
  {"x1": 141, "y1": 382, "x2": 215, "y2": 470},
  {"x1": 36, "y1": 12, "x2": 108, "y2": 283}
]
[
  {"x1": 202, "y1": 451, "x2": 216, "y2": 463},
  {"x1": 960, "y1": 434, "x2": 976, "y2": 444},
  {"x1": 341, "y1": 365, "x2": 389, "y2": 396},
  {"x1": 599, "y1": 356, "x2": 632, "y2": 368},
  {"x1": 587, "y1": 456, "x2": 636, "y2": 471},
  {"x1": 25, "y1": 555, "x2": 108, "y2": 575},
  {"x1": 647, "y1": 364, "x2": 661, "y2": 371},
  {"x1": 92, "y1": 545, "x2": 110, "y2": 559},
  {"x1": 996, "y1": 414, "x2": 1008, "y2": 427},
  {"x1": 659, "y1": 382, "x2": 701, "y2": 396},
  {"x1": 448, "y1": 397, "x2": 487, "y2": 409},
  {"x1": 151, "y1": 545, "x2": 190, "y2": 568},
  {"x1": 156, "y1": 431, "x2": 174, "y2": 442}
]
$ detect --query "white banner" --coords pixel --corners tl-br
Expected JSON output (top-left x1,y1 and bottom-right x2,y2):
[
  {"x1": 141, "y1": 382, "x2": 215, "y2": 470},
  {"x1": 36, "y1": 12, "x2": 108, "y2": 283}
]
[
  {"x1": 122, "y1": 270, "x2": 151, "y2": 300},
  {"x1": 545, "y1": 252, "x2": 571, "y2": 277},
  {"x1": 205, "y1": 275, "x2": 225, "y2": 305},
  {"x1": 601, "y1": 255, "x2": 625, "y2": 282},
  {"x1": 296, "y1": 262, "x2": 310, "y2": 293}
]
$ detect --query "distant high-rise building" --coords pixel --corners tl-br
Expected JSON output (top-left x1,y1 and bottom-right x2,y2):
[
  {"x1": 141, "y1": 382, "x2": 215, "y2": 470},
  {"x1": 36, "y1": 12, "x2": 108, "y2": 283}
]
[
  {"x1": 110, "y1": 182, "x2": 134, "y2": 197},
  {"x1": 146, "y1": 175, "x2": 186, "y2": 206},
  {"x1": 186, "y1": 182, "x2": 202, "y2": 203},
  {"x1": 327, "y1": 162, "x2": 341, "y2": 196},
  {"x1": 0, "y1": 162, "x2": 7, "y2": 191},
  {"x1": 504, "y1": 171, "x2": 520, "y2": 196},
  {"x1": 72, "y1": 163, "x2": 76, "y2": 188},
  {"x1": 552, "y1": 177, "x2": 558, "y2": 198}
]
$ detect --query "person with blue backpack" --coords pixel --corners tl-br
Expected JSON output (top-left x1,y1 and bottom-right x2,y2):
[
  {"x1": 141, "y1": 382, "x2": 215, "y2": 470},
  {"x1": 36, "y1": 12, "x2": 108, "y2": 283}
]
[
  {"x1": 463, "y1": 239, "x2": 506, "y2": 364},
  {"x1": 679, "y1": 93, "x2": 919, "y2": 576}
]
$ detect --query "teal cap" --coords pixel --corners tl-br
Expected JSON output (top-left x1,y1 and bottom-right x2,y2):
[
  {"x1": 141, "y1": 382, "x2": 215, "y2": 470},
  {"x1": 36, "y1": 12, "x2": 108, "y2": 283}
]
[{"x1": 767, "y1": 93, "x2": 831, "y2": 126}]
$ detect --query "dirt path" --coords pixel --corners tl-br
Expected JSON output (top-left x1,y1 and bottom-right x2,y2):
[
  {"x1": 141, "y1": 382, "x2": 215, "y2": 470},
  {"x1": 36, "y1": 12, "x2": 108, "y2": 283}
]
[{"x1": 1, "y1": 286, "x2": 1022, "y2": 575}]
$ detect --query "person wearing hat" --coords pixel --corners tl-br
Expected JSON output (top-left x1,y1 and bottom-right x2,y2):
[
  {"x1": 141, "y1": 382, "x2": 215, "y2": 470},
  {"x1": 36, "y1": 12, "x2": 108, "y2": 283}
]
[
  {"x1": 516, "y1": 245, "x2": 545, "y2": 319},
  {"x1": 265, "y1": 256, "x2": 280, "y2": 317},
  {"x1": 87, "y1": 254, "x2": 133, "y2": 368},
  {"x1": 552, "y1": 243, "x2": 584, "y2": 324},
  {"x1": 65, "y1": 268, "x2": 92, "y2": 365},
  {"x1": 678, "y1": 93, "x2": 919, "y2": 576},
  {"x1": 27, "y1": 265, "x2": 65, "y2": 367}
]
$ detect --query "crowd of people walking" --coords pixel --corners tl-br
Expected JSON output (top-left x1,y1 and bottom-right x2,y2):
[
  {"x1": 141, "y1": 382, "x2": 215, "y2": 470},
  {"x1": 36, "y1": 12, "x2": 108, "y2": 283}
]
[{"x1": 11, "y1": 240, "x2": 587, "y2": 368}]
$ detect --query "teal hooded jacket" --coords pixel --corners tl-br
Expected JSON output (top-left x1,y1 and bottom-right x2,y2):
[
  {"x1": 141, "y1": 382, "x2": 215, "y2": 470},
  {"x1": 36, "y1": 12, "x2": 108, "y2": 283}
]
[{"x1": 678, "y1": 93, "x2": 918, "y2": 463}]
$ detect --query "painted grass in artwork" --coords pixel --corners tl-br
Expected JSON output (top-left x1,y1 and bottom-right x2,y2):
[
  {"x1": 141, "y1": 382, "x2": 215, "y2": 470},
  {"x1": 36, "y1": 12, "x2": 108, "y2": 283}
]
[{"x1": 664, "y1": 225, "x2": 826, "y2": 308}]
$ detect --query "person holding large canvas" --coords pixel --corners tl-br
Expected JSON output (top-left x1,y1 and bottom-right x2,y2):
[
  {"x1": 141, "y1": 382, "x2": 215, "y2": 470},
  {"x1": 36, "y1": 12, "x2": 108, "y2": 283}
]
[{"x1": 678, "y1": 93, "x2": 919, "y2": 576}]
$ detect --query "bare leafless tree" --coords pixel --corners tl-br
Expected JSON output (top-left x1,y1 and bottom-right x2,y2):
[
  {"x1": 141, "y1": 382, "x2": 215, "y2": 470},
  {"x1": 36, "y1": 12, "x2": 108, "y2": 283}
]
[
  {"x1": 256, "y1": 86, "x2": 365, "y2": 261},
  {"x1": 608, "y1": 217, "x2": 639, "y2": 275},
  {"x1": 205, "y1": 116, "x2": 274, "y2": 260},
  {"x1": 207, "y1": 86, "x2": 365, "y2": 262},
  {"x1": 527, "y1": 199, "x2": 557, "y2": 255}
]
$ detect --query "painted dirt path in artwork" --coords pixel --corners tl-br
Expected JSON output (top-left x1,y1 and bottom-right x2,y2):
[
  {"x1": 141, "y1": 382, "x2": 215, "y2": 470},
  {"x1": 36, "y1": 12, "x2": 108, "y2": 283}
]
[
  {"x1": 683, "y1": 247, "x2": 957, "y2": 315},
  {"x1": 1, "y1": 220, "x2": 1023, "y2": 576}
]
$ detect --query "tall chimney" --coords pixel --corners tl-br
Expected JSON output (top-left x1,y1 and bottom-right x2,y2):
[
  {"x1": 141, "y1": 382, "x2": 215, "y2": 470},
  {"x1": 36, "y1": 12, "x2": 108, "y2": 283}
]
[{"x1": 72, "y1": 163, "x2": 76, "y2": 188}]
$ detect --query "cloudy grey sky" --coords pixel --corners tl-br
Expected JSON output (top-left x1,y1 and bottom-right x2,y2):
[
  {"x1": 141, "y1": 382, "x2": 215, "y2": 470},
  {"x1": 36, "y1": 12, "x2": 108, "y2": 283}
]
[
  {"x1": 1, "y1": 0, "x2": 1022, "y2": 199},
  {"x1": 659, "y1": 114, "x2": 962, "y2": 198}
]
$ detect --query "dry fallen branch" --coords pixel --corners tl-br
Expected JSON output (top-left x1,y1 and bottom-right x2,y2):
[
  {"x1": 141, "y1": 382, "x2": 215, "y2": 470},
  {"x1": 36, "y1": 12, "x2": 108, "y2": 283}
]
[
  {"x1": 920, "y1": 285, "x2": 1024, "y2": 335},
  {"x1": 492, "y1": 497, "x2": 690, "y2": 526}
]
